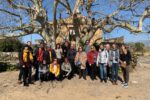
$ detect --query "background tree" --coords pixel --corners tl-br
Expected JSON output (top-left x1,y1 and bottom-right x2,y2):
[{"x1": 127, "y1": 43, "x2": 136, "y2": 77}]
[
  {"x1": 0, "y1": 0, "x2": 149, "y2": 48},
  {"x1": 0, "y1": 38, "x2": 23, "y2": 52},
  {"x1": 135, "y1": 42, "x2": 145, "y2": 54}
]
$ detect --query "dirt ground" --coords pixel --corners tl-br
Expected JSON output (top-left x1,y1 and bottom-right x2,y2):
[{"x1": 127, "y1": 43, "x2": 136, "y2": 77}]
[{"x1": 0, "y1": 56, "x2": 150, "y2": 100}]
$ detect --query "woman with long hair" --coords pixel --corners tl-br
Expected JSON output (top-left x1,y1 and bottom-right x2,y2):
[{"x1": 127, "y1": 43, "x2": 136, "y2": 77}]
[
  {"x1": 75, "y1": 46, "x2": 87, "y2": 80},
  {"x1": 120, "y1": 44, "x2": 131, "y2": 88},
  {"x1": 55, "y1": 43, "x2": 63, "y2": 64}
]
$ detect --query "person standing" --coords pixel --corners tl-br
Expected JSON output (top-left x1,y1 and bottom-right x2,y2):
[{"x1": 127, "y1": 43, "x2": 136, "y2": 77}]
[
  {"x1": 84, "y1": 40, "x2": 90, "y2": 54},
  {"x1": 120, "y1": 44, "x2": 131, "y2": 88},
  {"x1": 20, "y1": 46, "x2": 33, "y2": 86},
  {"x1": 34, "y1": 42, "x2": 45, "y2": 81},
  {"x1": 43, "y1": 45, "x2": 56, "y2": 81},
  {"x1": 67, "y1": 44, "x2": 76, "y2": 79},
  {"x1": 44, "y1": 45, "x2": 56, "y2": 65},
  {"x1": 105, "y1": 44, "x2": 112, "y2": 80},
  {"x1": 87, "y1": 46, "x2": 98, "y2": 80},
  {"x1": 110, "y1": 43, "x2": 120, "y2": 85},
  {"x1": 18, "y1": 46, "x2": 24, "y2": 84},
  {"x1": 75, "y1": 46, "x2": 87, "y2": 80},
  {"x1": 26, "y1": 41, "x2": 33, "y2": 84},
  {"x1": 62, "y1": 41, "x2": 70, "y2": 59},
  {"x1": 55, "y1": 43, "x2": 63, "y2": 64},
  {"x1": 97, "y1": 44, "x2": 109, "y2": 83},
  {"x1": 84, "y1": 40, "x2": 91, "y2": 75}
]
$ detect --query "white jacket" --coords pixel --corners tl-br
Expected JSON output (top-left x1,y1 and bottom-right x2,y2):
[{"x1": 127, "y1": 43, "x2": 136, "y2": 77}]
[{"x1": 96, "y1": 49, "x2": 109, "y2": 65}]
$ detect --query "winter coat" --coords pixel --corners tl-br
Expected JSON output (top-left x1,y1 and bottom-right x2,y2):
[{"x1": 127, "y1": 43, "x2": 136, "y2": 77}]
[
  {"x1": 120, "y1": 50, "x2": 131, "y2": 65},
  {"x1": 43, "y1": 49, "x2": 56, "y2": 64},
  {"x1": 67, "y1": 49, "x2": 76, "y2": 62},
  {"x1": 96, "y1": 49, "x2": 109, "y2": 65},
  {"x1": 75, "y1": 51, "x2": 87, "y2": 69},
  {"x1": 110, "y1": 49, "x2": 120, "y2": 63},
  {"x1": 20, "y1": 49, "x2": 33, "y2": 67},
  {"x1": 87, "y1": 51, "x2": 98, "y2": 65}
]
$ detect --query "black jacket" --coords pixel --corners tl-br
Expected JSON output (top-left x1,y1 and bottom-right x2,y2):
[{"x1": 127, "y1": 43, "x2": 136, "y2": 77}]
[
  {"x1": 67, "y1": 49, "x2": 76, "y2": 62},
  {"x1": 120, "y1": 50, "x2": 131, "y2": 65},
  {"x1": 43, "y1": 49, "x2": 56, "y2": 64}
]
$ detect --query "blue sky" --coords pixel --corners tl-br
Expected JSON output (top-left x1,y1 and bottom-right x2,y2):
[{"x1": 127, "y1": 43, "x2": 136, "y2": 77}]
[{"x1": 19, "y1": 0, "x2": 150, "y2": 44}]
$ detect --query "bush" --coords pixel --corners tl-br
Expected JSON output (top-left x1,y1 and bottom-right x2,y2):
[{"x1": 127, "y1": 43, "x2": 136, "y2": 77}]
[
  {"x1": 135, "y1": 42, "x2": 144, "y2": 52},
  {"x1": 0, "y1": 38, "x2": 23, "y2": 52},
  {"x1": 0, "y1": 62, "x2": 18, "y2": 72}
]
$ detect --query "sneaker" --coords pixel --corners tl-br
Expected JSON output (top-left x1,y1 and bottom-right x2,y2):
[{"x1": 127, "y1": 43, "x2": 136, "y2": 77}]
[
  {"x1": 121, "y1": 82, "x2": 125, "y2": 87},
  {"x1": 123, "y1": 83, "x2": 128, "y2": 88}
]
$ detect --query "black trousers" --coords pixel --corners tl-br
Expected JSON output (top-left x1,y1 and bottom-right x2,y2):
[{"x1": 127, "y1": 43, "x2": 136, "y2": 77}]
[
  {"x1": 34, "y1": 62, "x2": 40, "y2": 81},
  {"x1": 28, "y1": 66, "x2": 32, "y2": 83},
  {"x1": 79, "y1": 68, "x2": 86, "y2": 79},
  {"x1": 18, "y1": 64, "x2": 31, "y2": 82},
  {"x1": 18, "y1": 65, "x2": 23, "y2": 81},
  {"x1": 86, "y1": 62, "x2": 90, "y2": 76},
  {"x1": 90, "y1": 63, "x2": 97, "y2": 80},
  {"x1": 70, "y1": 60, "x2": 76, "y2": 76},
  {"x1": 22, "y1": 67, "x2": 29, "y2": 84},
  {"x1": 107, "y1": 65, "x2": 111, "y2": 79}
]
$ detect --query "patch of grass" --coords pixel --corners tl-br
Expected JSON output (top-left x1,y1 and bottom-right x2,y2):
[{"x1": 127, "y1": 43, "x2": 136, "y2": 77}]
[{"x1": 115, "y1": 96, "x2": 121, "y2": 99}]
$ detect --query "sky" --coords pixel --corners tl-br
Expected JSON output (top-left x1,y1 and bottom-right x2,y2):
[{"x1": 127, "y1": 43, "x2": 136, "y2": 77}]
[{"x1": 3, "y1": 0, "x2": 149, "y2": 44}]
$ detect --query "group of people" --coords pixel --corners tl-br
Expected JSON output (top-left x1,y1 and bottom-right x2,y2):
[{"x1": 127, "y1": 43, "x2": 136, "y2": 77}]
[{"x1": 18, "y1": 40, "x2": 131, "y2": 88}]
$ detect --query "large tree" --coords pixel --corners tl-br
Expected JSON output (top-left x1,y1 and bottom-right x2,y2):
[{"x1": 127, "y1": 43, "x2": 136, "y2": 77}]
[{"x1": 0, "y1": 0, "x2": 150, "y2": 47}]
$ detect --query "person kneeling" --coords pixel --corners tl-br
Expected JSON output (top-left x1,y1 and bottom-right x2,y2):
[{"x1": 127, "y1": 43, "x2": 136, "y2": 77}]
[
  {"x1": 49, "y1": 58, "x2": 60, "y2": 80},
  {"x1": 61, "y1": 58, "x2": 72, "y2": 79}
]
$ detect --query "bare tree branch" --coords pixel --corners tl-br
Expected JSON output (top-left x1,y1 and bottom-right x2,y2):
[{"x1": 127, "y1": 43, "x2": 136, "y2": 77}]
[{"x1": 0, "y1": 9, "x2": 22, "y2": 18}]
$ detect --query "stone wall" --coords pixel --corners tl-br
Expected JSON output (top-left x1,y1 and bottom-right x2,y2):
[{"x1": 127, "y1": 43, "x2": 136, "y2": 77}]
[{"x1": 0, "y1": 52, "x2": 18, "y2": 61}]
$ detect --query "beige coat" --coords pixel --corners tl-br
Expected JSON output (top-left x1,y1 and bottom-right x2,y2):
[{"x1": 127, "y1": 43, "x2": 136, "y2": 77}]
[{"x1": 75, "y1": 51, "x2": 87, "y2": 69}]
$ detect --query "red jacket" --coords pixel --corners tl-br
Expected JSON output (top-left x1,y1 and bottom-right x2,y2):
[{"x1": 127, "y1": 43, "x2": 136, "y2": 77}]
[{"x1": 87, "y1": 51, "x2": 98, "y2": 65}]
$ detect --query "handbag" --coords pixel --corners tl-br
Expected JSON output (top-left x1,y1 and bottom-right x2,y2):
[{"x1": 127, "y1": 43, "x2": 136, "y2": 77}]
[{"x1": 120, "y1": 61, "x2": 127, "y2": 68}]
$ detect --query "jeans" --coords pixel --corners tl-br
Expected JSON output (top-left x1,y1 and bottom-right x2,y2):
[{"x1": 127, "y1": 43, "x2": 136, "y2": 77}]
[
  {"x1": 111, "y1": 63, "x2": 119, "y2": 82},
  {"x1": 39, "y1": 64, "x2": 49, "y2": 81},
  {"x1": 99, "y1": 63, "x2": 107, "y2": 80}
]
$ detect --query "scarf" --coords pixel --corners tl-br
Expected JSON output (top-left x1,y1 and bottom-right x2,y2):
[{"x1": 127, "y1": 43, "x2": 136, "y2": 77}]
[
  {"x1": 23, "y1": 49, "x2": 33, "y2": 63},
  {"x1": 38, "y1": 48, "x2": 44, "y2": 62}
]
